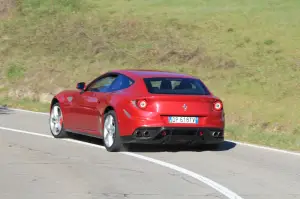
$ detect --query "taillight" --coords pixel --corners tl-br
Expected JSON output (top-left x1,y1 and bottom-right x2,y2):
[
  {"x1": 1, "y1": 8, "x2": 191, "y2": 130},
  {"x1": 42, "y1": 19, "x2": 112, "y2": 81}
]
[
  {"x1": 136, "y1": 99, "x2": 147, "y2": 109},
  {"x1": 213, "y1": 101, "x2": 223, "y2": 111}
]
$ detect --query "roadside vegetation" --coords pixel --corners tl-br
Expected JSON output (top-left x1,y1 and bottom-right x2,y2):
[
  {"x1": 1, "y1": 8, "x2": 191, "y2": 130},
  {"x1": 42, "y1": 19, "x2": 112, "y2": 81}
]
[{"x1": 1, "y1": 0, "x2": 300, "y2": 151}]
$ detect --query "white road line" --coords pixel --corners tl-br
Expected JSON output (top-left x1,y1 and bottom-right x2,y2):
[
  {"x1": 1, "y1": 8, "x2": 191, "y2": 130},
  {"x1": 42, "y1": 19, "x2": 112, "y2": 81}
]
[
  {"x1": 0, "y1": 126, "x2": 243, "y2": 199},
  {"x1": 6, "y1": 107, "x2": 300, "y2": 157},
  {"x1": 227, "y1": 139, "x2": 300, "y2": 157},
  {"x1": 8, "y1": 108, "x2": 49, "y2": 115}
]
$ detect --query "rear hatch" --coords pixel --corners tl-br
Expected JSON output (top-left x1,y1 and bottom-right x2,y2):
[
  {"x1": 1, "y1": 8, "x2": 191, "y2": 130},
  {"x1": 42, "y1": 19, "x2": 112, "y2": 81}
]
[
  {"x1": 141, "y1": 77, "x2": 219, "y2": 125},
  {"x1": 144, "y1": 95, "x2": 215, "y2": 116}
]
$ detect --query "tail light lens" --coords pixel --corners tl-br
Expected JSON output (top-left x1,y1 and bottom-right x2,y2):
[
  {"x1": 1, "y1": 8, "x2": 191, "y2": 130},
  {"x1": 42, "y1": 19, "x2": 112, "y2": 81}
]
[
  {"x1": 213, "y1": 101, "x2": 223, "y2": 111},
  {"x1": 136, "y1": 99, "x2": 147, "y2": 109}
]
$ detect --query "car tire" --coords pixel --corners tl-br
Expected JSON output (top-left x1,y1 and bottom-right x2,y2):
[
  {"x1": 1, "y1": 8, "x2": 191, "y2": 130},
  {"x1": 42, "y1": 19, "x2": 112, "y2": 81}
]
[
  {"x1": 49, "y1": 102, "x2": 68, "y2": 138},
  {"x1": 102, "y1": 110, "x2": 123, "y2": 152}
]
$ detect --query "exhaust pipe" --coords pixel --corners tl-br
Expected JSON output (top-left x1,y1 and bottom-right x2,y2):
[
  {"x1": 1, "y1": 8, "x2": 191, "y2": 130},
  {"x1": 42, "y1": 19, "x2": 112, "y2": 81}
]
[
  {"x1": 212, "y1": 132, "x2": 220, "y2": 137},
  {"x1": 136, "y1": 131, "x2": 142, "y2": 137},
  {"x1": 143, "y1": 131, "x2": 150, "y2": 137}
]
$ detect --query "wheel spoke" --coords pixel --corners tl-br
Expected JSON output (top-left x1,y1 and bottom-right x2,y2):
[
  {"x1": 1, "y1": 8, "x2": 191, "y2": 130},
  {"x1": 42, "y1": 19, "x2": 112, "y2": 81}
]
[
  {"x1": 55, "y1": 122, "x2": 61, "y2": 132},
  {"x1": 53, "y1": 106, "x2": 59, "y2": 118},
  {"x1": 107, "y1": 116, "x2": 111, "y2": 129},
  {"x1": 50, "y1": 105, "x2": 63, "y2": 136},
  {"x1": 54, "y1": 123, "x2": 58, "y2": 132},
  {"x1": 108, "y1": 134, "x2": 113, "y2": 146},
  {"x1": 104, "y1": 131, "x2": 109, "y2": 140},
  {"x1": 104, "y1": 118, "x2": 109, "y2": 129},
  {"x1": 50, "y1": 120, "x2": 55, "y2": 131},
  {"x1": 103, "y1": 114, "x2": 115, "y2": 148},
  {"x1": 110, "y1": 127, "x2": 115, "y2": 136}
]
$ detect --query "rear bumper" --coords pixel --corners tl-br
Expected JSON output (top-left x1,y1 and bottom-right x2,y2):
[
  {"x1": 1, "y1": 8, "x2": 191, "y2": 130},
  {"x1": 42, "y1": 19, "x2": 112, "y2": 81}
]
[{"x1": 120, "y1": 127, "x2": 224, "y2": 145}]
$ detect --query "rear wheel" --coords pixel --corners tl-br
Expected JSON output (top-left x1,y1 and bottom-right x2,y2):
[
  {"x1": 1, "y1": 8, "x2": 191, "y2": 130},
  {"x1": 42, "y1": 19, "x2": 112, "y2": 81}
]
[
  {"x1": 103, "y1": 110, "x2": 123, "y2": 152},
  {"x1": 49, "y1": 103, "x2": 68, "y2": 138}
]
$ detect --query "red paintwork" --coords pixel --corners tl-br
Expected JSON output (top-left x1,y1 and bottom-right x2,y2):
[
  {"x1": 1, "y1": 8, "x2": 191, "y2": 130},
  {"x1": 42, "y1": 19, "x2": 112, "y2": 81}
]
[{"x1": 50, "y1": 69, "x2": 225, "y2": 137}]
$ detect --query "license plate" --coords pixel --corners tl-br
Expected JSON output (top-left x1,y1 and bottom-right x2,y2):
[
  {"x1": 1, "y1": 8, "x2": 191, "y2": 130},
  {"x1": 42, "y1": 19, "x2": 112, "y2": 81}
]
[{"x1": 168, "y1": 116, "x2": 198, "y2": 124}]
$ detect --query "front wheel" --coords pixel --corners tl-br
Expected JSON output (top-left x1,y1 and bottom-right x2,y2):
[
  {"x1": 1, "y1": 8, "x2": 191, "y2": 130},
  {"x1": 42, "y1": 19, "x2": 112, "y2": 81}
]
[
  {"x1": 49, "y1": 103, "x2": 68, "y2": 138},
  {"x1": 102, "y1": 110, "x2": 123, "y2": 152}
]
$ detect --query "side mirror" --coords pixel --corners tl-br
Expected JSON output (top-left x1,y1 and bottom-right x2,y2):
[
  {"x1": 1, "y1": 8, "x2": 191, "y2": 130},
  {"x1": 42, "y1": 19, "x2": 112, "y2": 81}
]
[{"x1": 76, "y1": 82, "x2": 85, "y2": 90}]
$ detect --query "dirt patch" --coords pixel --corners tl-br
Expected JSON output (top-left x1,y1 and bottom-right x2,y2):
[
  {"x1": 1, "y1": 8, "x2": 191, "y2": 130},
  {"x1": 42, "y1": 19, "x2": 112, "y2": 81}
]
[{"x1": 0, "y1": 0, "x2": 15, "y2": 18}]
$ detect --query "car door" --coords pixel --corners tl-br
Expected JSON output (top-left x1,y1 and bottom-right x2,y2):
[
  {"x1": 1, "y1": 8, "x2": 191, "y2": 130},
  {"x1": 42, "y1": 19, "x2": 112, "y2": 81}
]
[{"x1": 75, "y1": 74, "x2": 119, "y2": 134}]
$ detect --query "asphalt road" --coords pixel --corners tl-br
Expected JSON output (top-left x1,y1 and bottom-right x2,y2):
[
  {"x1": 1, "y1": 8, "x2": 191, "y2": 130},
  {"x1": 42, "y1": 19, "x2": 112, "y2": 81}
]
[{"x1": 1, "y1": 107, "x2": 300, "y2": 199}]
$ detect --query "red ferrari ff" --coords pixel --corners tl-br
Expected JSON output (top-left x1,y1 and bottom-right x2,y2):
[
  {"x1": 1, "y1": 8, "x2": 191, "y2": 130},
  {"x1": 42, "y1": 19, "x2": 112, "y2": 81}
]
[{"x1": 49, "y1": 69, "x2": 225, "y2": 152}]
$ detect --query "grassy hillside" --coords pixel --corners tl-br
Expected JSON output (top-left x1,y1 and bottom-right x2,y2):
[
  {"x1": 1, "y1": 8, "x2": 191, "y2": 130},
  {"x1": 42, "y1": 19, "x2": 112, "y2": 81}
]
[{"x1": 1, "y1": 0, "x2": 300, "y2": 150}]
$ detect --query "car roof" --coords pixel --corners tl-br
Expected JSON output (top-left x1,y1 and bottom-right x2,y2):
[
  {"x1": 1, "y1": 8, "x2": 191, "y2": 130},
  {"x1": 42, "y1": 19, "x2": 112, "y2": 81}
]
[{"x1": 111, "y1": 69, "x2": 196, "y2": 79}]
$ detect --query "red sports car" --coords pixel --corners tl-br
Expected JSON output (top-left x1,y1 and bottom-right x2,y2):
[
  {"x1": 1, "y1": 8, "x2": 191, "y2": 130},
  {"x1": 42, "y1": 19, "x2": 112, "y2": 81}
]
[{"x1": 49, "y1": 69, "x2": 225, "y2": 152}]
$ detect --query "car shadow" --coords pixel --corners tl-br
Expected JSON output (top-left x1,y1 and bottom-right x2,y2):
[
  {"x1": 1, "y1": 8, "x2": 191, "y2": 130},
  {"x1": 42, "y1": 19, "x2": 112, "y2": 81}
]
[
  {"x1": 0, "y1": 105, "x2": 13, "y2": 115},
  {"x1": 67, "y1": 133, "x2": 236, "y2": 153},
  {"x1": 126, "y1": 141, "x2": 236, "y2": 152}
]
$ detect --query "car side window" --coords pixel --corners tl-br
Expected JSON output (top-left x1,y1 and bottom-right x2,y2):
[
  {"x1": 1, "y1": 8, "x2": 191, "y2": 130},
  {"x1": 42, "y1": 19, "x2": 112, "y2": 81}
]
[
  {"x1": 87, "y1": 75, "x2": 118, "y2": 92},
  {"x1": 109, "y1": 74, "x2": 134, "y2": 91}
]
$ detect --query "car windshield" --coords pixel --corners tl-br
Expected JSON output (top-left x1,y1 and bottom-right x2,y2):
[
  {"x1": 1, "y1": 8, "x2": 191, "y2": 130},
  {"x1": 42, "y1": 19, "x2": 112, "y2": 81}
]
[{"x1": 143, "y1": 77, "x2": 210, "y2": 95}]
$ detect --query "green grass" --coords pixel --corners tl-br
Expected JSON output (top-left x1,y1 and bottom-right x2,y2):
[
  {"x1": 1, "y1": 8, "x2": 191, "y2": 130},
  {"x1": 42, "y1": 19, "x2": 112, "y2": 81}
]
[
  {"x1": 6, "y1": 62, "x2": 25, "y2": 80},
  {"x1": 1, "y1": 0, "x2": 300, "y2": 151},
  {"x1": 0, "y1": 97, "x2": 49, "y2": 112}
]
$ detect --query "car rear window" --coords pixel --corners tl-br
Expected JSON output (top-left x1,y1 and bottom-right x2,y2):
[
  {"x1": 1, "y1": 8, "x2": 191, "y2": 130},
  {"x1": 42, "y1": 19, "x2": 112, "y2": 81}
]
[{"x1": 143, "y1": 77, "x2": 210, "y2": 95}]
